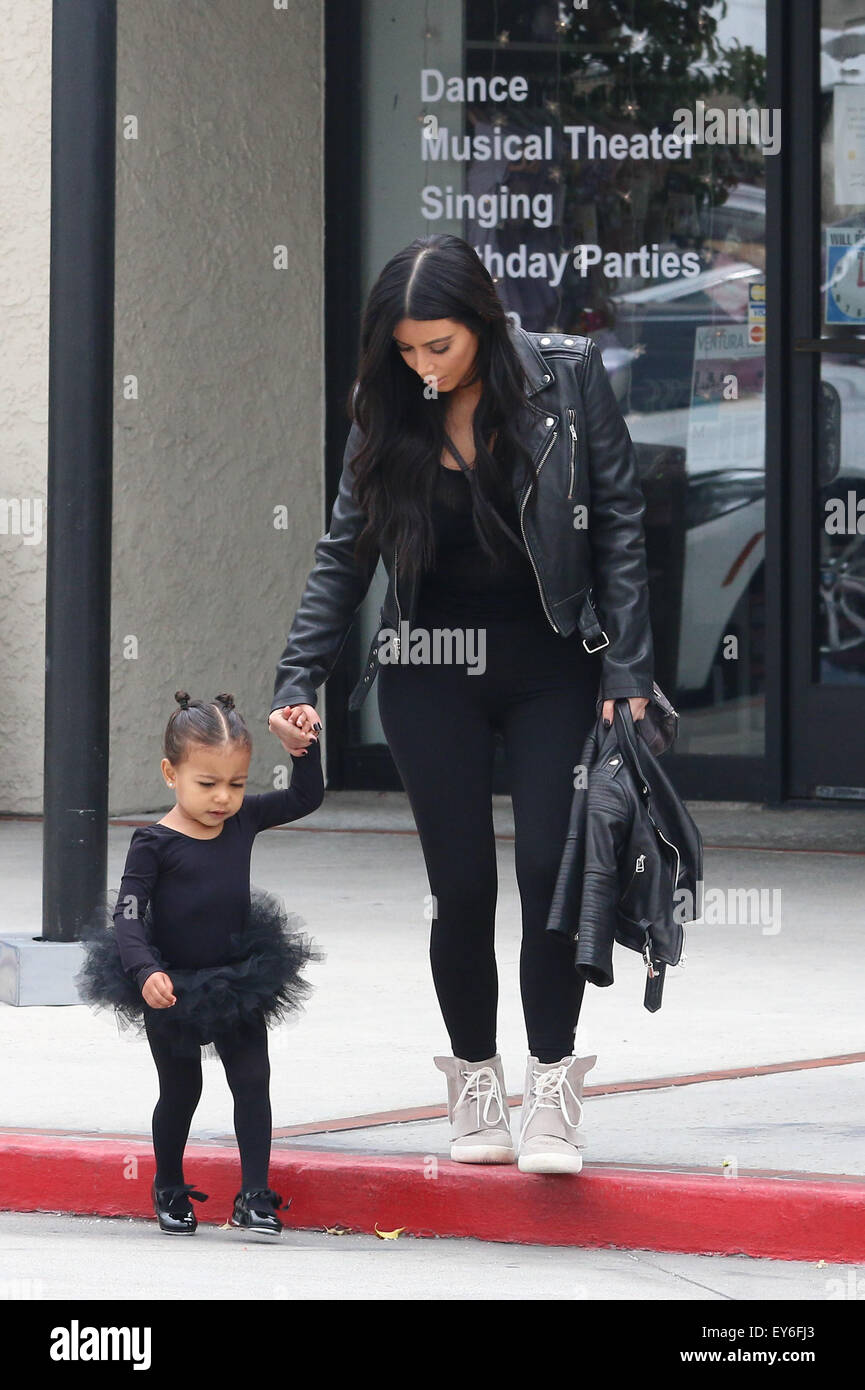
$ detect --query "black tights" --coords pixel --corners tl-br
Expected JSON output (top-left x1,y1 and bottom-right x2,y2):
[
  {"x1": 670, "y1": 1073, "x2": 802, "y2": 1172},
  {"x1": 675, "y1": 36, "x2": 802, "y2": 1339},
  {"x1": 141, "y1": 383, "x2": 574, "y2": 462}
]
[
  {"x1": 377, "y1": 606, "x2": 599, "y2": 1064},
  {"x1": 144, "y1": 1014, "x2": 271, "y2": 1190}
]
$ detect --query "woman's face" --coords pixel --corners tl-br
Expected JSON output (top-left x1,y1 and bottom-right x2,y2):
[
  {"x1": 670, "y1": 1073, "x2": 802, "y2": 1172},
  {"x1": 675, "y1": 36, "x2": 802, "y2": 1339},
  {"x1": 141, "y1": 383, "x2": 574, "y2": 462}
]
[{"x1": 392, "y1": 318, "x2": 479, "y2": 395}]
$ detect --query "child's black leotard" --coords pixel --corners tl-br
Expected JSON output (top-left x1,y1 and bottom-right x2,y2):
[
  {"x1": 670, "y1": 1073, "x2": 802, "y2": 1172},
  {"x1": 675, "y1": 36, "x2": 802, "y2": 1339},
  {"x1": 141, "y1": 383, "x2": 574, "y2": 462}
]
[
  {"x1": 114, "y1": 740, "x2": 323, "y2": 988},
  {"x1": 77, "y1": 740, "x2": 324, "y2": 1056}
]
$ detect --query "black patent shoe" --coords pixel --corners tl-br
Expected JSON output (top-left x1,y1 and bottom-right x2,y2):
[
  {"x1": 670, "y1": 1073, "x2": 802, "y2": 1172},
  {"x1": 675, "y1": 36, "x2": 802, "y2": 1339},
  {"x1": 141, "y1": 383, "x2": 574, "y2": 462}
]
[
  {"x1": 152, "y1": 1181, "x2": 208, "y2": 1235},
  {"x1": 230, "y1": 1188, "x2": 288, "y2": 1236}
]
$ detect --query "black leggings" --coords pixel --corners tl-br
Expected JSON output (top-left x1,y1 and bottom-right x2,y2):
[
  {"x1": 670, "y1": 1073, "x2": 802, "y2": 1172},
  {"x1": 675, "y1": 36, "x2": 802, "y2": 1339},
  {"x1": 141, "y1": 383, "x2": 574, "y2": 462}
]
[
  {"x1": 144, "y1": 1013, "x2": 272, "y2": 1190},
  {"x1": 377, "y1": 603, "x2": 601, "y2": 1064}
]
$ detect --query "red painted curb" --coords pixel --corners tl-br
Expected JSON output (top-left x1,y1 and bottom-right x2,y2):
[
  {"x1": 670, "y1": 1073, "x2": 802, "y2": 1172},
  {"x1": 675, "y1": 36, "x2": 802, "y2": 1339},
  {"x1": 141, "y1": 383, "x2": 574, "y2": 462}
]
[{"x1": 2, "y1": 1134, "x2": 864, "y2": 1261}]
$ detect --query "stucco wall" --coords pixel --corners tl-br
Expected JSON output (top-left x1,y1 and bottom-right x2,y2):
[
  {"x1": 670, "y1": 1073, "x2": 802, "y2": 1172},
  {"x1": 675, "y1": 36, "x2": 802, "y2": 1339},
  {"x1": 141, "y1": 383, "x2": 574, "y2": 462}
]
[
  {"x1": 111, "y1": 0, "x2": 324, "y2": 813},
  {"x1": 0, "y1": 2, "x2": 52, "y2": 815}
]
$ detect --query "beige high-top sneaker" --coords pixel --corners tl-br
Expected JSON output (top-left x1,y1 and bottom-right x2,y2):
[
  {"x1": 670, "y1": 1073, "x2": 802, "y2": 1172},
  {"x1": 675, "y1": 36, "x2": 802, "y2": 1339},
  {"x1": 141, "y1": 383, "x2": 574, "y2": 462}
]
[
  {"x1": 434, "y1": 1053, "x2": 516, "y2": 1164},
  {"x1": 517, "y1": 1054, "x2": 597, "y2": 1174}
]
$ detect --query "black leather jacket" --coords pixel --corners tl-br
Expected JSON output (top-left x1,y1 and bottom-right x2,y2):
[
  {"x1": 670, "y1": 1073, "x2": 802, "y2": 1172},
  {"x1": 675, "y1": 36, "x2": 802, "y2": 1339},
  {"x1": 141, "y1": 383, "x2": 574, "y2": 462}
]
[
  {"x1": 270, "y1": 323, "x2": 655, "y2": 717},
  {"x1": 546, "y1": 703, "x2": 704, "y2": 1013}
]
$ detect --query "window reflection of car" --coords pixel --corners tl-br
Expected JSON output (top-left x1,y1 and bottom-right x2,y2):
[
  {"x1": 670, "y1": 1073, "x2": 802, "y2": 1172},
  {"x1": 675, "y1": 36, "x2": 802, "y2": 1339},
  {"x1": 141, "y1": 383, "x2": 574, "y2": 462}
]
[
  {"x1": 610, "y1": 255, "x2": 764, "y2": 411},
  {"x1": 596, "y1": 236, "x2": 865, "y2": 702}
]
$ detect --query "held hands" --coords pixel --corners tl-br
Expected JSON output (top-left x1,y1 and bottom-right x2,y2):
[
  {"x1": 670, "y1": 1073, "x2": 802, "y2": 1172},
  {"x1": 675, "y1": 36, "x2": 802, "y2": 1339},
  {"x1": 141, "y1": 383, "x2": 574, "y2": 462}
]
[
  {"x1": 142, "y1": 972, "x2": 176, "y2": 1009},
  {"x1": 602, "y1": 696, "x2": 649, "y2": 728},
  {"x1": 267, "y1": 705, "x2": 322, "y2": 758}
]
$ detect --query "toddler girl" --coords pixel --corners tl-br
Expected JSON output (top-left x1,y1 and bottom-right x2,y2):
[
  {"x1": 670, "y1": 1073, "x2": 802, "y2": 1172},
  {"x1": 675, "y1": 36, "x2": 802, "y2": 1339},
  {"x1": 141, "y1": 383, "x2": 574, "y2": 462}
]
[{"x1": 78, "y1": 691, "x2": 323, "y2": 1237}]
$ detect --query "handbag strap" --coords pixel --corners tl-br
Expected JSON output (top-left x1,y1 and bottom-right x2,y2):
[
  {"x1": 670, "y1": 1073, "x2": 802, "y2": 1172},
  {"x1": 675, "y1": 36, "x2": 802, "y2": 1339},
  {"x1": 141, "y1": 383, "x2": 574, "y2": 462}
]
[
  {"x1": 442, "y1": 428, "x2": 620, "y2": 663},
  {"x1": 441, "y1": 429, "x2": 530, "y2": 561}
]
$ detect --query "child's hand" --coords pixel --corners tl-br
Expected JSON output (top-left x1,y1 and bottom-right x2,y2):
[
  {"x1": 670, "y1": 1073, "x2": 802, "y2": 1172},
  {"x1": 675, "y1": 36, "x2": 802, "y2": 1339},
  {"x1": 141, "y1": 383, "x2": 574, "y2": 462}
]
[{"x1": 142, "y1": 972, "x2": 176, "y2": 1008}]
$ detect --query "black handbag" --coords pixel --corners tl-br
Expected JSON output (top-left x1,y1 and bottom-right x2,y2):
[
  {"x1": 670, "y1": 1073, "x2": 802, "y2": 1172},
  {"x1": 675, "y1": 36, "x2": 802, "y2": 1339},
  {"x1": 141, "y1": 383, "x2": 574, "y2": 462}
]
[{"x1": 618, "y1": 681, "x2": 679, "y2": 758}]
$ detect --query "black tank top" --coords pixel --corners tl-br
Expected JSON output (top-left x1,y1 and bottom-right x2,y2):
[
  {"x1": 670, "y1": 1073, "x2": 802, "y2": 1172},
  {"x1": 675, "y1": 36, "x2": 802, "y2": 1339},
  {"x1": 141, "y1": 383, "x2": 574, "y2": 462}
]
[{"x1": 416, "y1": 460, "x2": 542, "y2": 622}]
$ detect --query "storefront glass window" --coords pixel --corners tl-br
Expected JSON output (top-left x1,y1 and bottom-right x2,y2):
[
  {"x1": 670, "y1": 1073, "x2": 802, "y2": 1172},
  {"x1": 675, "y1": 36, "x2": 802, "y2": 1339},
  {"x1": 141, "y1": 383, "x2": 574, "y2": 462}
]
[
  {"x1": 354, "y1": 0, "x2": 769, "y2": 757},
  {"x1": 817, "y1": 1, "x2": 865, "y2": 687}
]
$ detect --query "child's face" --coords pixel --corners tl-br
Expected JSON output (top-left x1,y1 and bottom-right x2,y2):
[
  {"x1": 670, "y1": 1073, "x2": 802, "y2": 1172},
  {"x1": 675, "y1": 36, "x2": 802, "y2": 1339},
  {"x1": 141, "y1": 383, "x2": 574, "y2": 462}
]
[{"x1": 161, "y1": 742, "x2": 252, "y2": 829}]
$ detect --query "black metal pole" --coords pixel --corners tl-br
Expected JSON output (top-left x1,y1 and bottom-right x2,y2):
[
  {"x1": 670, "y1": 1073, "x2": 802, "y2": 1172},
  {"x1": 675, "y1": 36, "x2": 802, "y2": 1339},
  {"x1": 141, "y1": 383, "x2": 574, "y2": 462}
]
[{"x1": 42, "y1": 0, "x2": 116, "y2": 942}]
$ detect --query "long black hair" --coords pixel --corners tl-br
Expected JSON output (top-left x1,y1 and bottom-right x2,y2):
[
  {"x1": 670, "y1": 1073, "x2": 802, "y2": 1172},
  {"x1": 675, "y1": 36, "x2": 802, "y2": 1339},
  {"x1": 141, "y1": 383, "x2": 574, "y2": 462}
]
[{"x1": 346, "y1": 233, "x2": 538, "y2": 585}]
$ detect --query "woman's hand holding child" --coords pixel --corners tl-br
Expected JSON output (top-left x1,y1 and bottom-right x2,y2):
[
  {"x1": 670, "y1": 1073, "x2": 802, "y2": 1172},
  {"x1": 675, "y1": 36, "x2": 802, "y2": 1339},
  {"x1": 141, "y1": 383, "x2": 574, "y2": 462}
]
[{"x1": 268, "y1": 705, "x2": 322, "y2": 758}]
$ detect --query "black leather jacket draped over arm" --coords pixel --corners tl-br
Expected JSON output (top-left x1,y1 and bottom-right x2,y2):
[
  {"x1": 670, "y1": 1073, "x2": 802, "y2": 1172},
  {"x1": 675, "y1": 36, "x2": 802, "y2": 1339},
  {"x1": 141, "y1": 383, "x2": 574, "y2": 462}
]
[
  {"x1": 270, "y1": 420, "x2": 378, "y2": 714},
  {"x1": 580, "y1": 340, "x2": 654, "y2": 701}
]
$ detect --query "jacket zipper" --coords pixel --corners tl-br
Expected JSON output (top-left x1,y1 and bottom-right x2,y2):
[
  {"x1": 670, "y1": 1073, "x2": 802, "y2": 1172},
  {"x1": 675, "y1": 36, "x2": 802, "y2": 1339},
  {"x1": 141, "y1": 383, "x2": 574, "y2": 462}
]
[
  {"x1": 567, "y1": 409, "x2": 577, "y2": 499},
  {"x1": 648, "y1": 813, "x2": 682, "y2": 888},
  {"x1": 637, "y1": 768, "x2": 683, "y2": 886},
  {"x1": 618, "y1": 809, "x2": 681, "y2": 978},
  {"x1": 519, "y1": 428, "x2": 559, "y2": 634},
  {"x1": 619, "y1": 852, "x2": 646, "y2": 903},
  {"x1": 393, "y1": 544, "x2": 402, "y2": 660}
]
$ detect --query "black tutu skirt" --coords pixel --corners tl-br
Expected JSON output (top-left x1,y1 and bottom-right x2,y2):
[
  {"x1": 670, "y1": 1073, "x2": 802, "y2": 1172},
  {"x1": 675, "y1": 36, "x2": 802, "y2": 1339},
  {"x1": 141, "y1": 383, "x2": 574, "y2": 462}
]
[{"x1": 76, "y1": 887, "x2": 323, "y2": 1058}]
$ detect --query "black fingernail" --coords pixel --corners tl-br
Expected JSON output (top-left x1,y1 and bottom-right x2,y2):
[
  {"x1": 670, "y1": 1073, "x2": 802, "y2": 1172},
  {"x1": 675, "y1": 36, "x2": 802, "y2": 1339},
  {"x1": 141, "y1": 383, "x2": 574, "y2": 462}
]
[
  {"x1": 603, "y1": 718, "x2": 611, "y2": 728},
  {"x1": 314, "y1": 723, "x2": 322, "y2": 732}
]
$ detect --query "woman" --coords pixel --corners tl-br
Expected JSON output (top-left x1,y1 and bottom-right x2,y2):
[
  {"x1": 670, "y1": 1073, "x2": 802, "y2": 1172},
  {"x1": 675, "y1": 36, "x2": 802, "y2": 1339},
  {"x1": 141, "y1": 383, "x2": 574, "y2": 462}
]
[{"x1": 268, "y1": 233, "x2": 653, "y2": 1175}]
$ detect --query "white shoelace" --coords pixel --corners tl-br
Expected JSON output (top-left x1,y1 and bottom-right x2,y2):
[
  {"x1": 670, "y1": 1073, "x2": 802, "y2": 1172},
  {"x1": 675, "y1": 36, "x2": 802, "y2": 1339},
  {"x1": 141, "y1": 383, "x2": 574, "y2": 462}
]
[
  {"x1": 520, "y1": 1064, "x2": 584, "y2": 1138},
  {"x1": 456, "y1": 1065, "x2": 507, "y2": 1129}
]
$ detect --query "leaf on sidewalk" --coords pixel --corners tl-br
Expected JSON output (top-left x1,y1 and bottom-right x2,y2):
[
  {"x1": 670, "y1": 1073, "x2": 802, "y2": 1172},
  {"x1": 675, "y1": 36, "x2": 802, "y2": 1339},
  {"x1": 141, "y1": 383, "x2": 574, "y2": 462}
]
[{"x1": 374, "y1": 1223, "x2": 406, "y2": 1240}]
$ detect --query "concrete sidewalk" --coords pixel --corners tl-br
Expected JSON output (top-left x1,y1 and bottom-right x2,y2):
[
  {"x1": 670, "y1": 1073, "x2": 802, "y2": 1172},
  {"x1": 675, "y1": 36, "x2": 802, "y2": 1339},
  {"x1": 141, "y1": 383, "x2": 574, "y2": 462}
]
[{"x1": 1, "y1": 793, "x2": 864, "y2": 1259}]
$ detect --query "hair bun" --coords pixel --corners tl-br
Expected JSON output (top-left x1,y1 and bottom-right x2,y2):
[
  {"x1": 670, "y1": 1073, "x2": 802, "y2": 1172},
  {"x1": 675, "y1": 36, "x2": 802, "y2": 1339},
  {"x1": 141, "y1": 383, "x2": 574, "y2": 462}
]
[
  {"x1": 174, "y1": 690, "x2": 191, "y2": 710},
  {"x1": 215, "y1": 692, "x2": 235, "y2": 712}
]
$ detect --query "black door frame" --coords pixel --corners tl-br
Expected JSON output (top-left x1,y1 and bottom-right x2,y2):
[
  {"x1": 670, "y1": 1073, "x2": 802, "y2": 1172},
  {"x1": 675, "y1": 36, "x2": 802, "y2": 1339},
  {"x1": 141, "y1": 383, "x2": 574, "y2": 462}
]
[
  {"x1": 322, "y1": 0, "x2": 799, "y2": 805},
  {"x1": 787, "y1": 1, "x2": 865, "y2": 800},
  {"x1": 321, "y1": 0, "x2": 364, "y2": 789}
]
